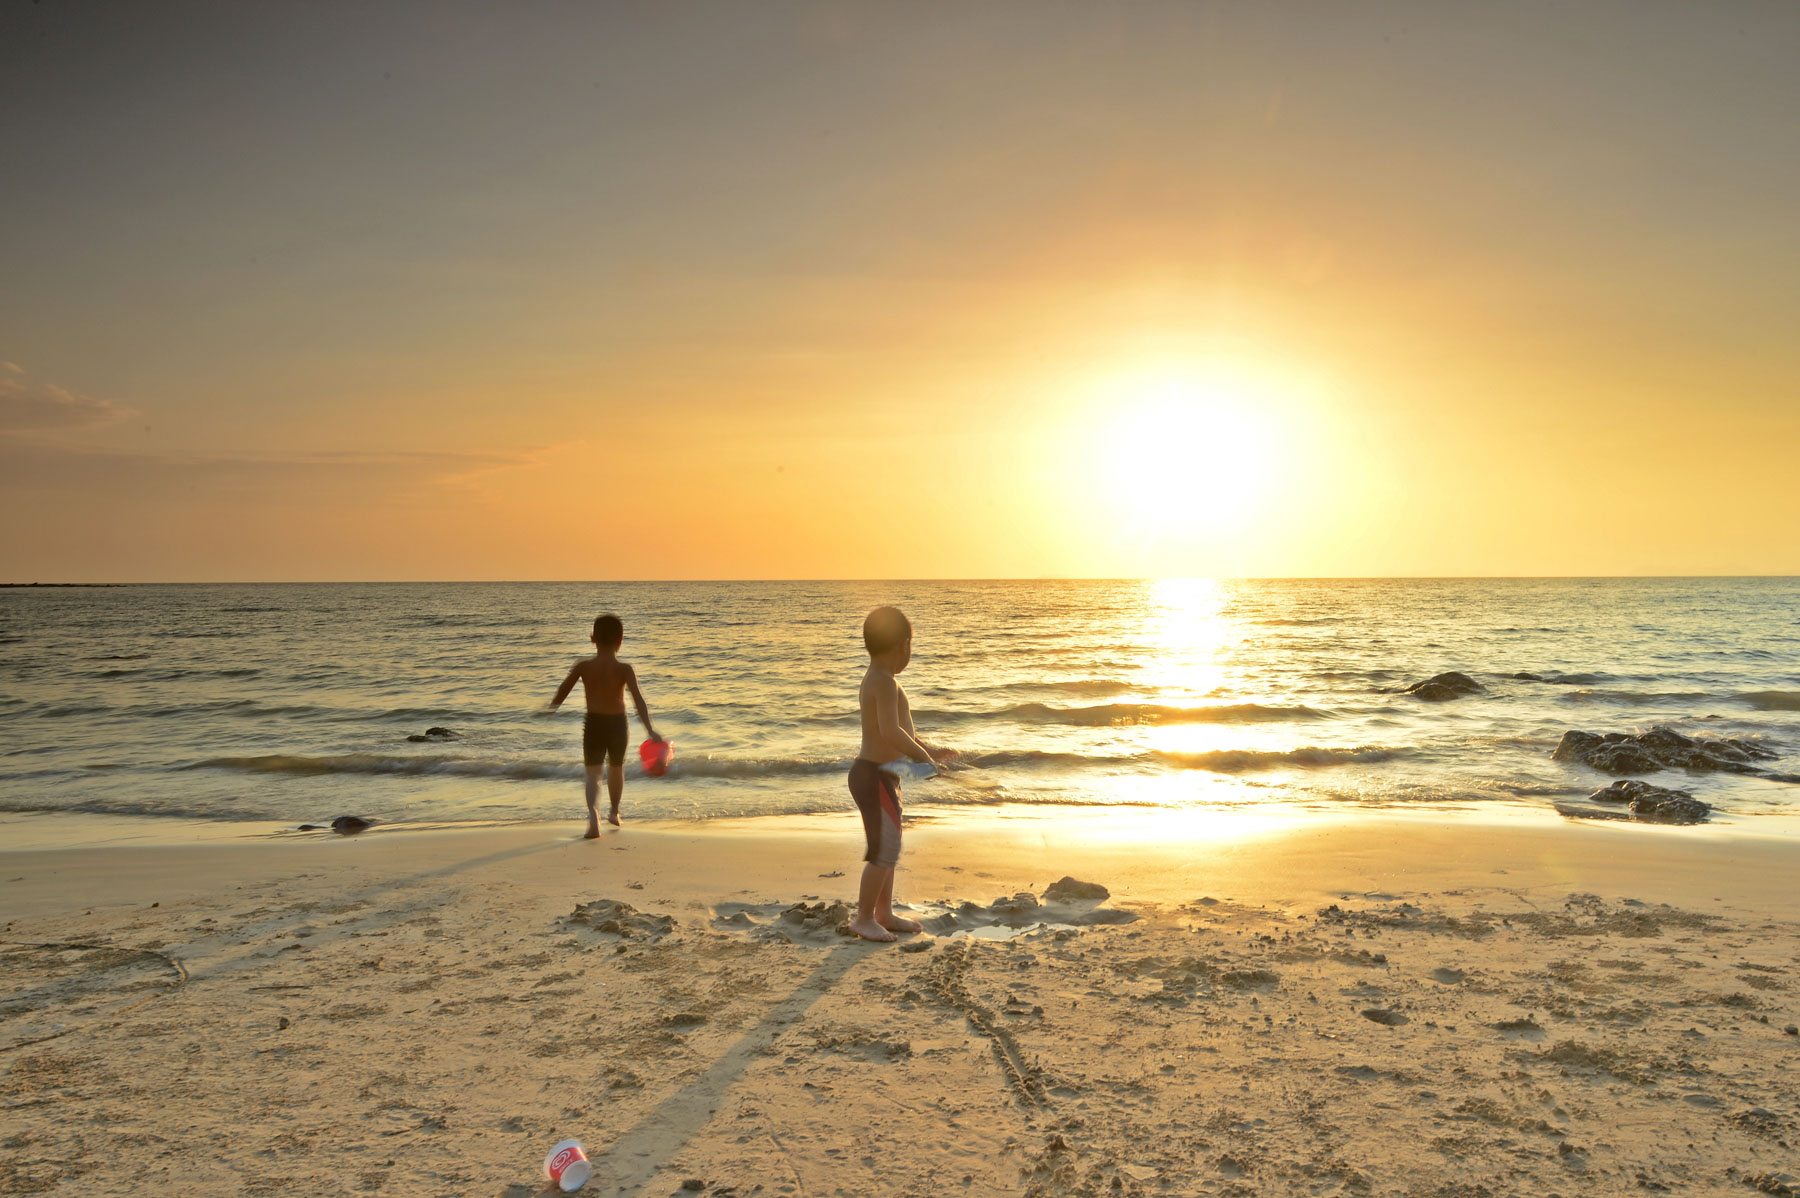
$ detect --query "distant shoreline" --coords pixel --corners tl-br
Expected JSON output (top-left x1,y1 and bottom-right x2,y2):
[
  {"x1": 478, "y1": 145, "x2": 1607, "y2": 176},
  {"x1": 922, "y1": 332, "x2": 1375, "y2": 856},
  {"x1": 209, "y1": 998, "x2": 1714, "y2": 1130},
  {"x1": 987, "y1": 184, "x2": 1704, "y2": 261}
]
[{"x1": 0, "y1": 582, "x2": 130, "y2": 588}]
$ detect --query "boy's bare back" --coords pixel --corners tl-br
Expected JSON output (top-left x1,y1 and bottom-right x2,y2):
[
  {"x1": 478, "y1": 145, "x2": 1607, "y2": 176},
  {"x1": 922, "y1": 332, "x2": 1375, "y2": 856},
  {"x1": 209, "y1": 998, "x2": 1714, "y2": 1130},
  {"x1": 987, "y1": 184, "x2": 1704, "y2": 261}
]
[{"x1": 567, "y1": 653, "x2": 634, "y2": 715}]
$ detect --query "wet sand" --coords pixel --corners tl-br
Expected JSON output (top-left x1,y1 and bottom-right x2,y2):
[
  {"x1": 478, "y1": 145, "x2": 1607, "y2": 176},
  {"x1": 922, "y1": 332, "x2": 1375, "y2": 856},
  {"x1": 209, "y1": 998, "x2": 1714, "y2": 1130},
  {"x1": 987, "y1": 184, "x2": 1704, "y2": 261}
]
[{"x1": 3, "y1": 809, "x2": 1798, "y2": 1196}]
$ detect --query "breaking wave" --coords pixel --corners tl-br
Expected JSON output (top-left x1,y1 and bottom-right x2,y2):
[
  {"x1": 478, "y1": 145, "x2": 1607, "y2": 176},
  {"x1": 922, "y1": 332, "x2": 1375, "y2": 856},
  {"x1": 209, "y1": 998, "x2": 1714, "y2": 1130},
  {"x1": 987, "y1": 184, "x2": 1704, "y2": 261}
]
[
  {"x1": 190, "y1": 748, "x2": 1169, "y2": 782},
  {"x1": 1556, "y1": 689, "x2": 1713, "y2": 707},
  {"x1": 1154, "y1": 746, "x2": 1406, "y2": 773},
  {"x1": 190, "y1": 752, "x2": 858, "y2": 783},
  {"x1": 1740, "y1": 691, "x2": 1800, "y2": 712},
  {"x1": 918, "y1": 702, "x2": 1328, "y2": 727}
]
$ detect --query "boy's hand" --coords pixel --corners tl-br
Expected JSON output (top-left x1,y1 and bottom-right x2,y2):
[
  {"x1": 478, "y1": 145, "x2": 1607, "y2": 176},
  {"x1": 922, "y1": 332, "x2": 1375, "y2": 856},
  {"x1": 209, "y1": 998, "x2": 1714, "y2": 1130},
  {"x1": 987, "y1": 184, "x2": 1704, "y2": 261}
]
[{"x1": 649, "y1": 731, "x2": 666, "y2": 744}]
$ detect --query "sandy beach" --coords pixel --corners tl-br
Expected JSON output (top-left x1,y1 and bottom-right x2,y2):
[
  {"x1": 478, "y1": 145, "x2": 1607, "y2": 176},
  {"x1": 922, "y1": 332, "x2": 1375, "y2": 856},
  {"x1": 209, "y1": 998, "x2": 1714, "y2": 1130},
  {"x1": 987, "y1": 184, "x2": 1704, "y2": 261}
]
[{"x1": 3, "y1": 809, "x2": 1797, "y2": 1197}]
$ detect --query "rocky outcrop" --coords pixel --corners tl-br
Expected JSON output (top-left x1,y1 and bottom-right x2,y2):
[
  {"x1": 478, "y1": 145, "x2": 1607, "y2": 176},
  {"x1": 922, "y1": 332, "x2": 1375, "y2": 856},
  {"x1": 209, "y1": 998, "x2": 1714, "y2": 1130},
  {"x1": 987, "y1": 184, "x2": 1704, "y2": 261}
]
[
  {"x1": 406, "y1": 726, "x2": 457, "y2": 743},
  {"x1": 1042, "y1": 877, "x2": 1110, "y2": 902},
  {"x1": 297, "y1": 815, "x2": 375, "y2": 834},
  {"x1": 1398, "y1": 672, "x2": 1484, "y2": 702},
  {"x1": 1553, "y1": 726, "x2": 1776, "y2": 776},
  {"x1": 1589, "y1": 780, "x2": 1711, "y2": 825}
]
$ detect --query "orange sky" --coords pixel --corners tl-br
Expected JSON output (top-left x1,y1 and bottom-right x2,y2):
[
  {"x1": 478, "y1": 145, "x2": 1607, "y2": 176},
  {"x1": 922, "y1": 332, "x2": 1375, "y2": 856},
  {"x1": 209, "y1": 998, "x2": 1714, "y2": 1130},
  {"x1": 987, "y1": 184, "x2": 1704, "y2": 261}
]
[{"x1": 3, "y1": 3, "x2": 1797, "y2": 580}]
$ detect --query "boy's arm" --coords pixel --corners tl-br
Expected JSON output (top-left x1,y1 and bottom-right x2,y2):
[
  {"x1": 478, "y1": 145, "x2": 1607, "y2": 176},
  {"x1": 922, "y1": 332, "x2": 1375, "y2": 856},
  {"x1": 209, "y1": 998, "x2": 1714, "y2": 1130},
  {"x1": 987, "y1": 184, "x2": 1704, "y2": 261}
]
[
  {"x1": 548, "y1": 663, "x2": 581, "y2": 710},
  {"x1": 898, "y1": 694, "x2": 956, "y2": 762},
  {"x1": 875, "y1": 675, "x2": 936, "y2": 764},
  {"x1": 624, "y1": 665, "x2": 662, "y2": 741}
]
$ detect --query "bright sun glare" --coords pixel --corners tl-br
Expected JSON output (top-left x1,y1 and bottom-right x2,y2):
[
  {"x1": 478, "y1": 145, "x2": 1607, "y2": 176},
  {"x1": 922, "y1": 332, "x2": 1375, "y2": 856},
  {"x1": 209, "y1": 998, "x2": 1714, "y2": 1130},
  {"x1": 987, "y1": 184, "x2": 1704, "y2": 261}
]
[{"x1": 1093, "y1": 368, "x2": 1282, "y2": 533}]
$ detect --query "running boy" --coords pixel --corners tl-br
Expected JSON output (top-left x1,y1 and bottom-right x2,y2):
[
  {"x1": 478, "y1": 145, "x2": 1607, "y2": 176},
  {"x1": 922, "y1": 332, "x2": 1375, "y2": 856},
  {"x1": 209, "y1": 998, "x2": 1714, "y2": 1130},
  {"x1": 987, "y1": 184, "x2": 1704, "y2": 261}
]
[
  {"x1": 849, "y1": 606, "x2": 954, "y2": 942},
  {"x1": 549, "y1": 614, "x2": 663, "y2": 837}
]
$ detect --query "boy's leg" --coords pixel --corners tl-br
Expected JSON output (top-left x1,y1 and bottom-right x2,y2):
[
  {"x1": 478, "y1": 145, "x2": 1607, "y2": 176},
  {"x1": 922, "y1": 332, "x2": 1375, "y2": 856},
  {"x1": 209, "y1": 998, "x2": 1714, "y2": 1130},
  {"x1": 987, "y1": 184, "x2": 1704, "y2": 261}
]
[
  {"x1": 847, "y1": 762, "x2": 909, "y2": 942},
  {"x1": 583, "y1": 766, "x2": 603, "y2": 838},
  {"x1": 606, "y1": 762, "x2": 624, "y2": 825},
  {"x1": 851, "y1": 863, "x2": 898, "y2": 942},
  {"x1": 874, "y1": 870, "x2": 922, "y2": 934}
]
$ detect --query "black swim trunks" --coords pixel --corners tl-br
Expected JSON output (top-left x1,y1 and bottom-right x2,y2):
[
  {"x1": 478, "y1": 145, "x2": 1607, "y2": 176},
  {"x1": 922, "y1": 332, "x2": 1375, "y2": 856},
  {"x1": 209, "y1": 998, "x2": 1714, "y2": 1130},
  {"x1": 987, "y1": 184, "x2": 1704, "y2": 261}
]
[{"x1": 583, "y1": 712, "x2": 629, "y2": 767}]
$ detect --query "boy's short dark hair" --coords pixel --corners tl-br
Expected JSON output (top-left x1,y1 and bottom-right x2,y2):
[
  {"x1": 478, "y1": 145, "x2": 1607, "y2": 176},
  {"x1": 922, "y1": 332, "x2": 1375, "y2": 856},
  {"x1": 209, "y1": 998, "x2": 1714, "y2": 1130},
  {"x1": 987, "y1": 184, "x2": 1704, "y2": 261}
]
[
  {"x1": 593, "y1": 614, "x2": 623, "y2": 647},
  {"x1": 862, "y1": 606, "x2": 911, "y2": 656}
]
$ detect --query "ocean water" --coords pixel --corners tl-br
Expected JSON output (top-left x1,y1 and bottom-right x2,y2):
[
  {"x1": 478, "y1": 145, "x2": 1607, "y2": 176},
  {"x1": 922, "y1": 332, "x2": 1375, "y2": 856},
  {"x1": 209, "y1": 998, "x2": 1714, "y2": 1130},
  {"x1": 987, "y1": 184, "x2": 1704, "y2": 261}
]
[{"x1": 2, "y1": 579, "x2": 1797, "y2": 838}]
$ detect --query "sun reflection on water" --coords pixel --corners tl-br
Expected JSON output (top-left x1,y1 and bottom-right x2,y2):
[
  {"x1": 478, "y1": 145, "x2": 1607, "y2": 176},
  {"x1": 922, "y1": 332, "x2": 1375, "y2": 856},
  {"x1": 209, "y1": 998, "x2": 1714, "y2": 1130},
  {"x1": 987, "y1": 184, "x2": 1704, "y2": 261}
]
[{"x1": 1141, "y1": 577, "x2": 1237, "y2": 699}]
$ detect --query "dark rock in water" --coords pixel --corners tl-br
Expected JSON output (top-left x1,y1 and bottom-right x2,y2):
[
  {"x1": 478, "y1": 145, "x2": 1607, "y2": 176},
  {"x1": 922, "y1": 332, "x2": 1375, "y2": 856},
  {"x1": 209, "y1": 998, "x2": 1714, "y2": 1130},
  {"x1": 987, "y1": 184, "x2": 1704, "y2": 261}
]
[
  {"x1": 1589, "y1": 780, "x2": 1711, "y2": 825},
  {"x1": 406, "y1": 726, "x2": 458, "y2": 743},
  {"x1": 1514, "y1": 672, "x2": 1600, "y2": 685},
  {"x1": 1554, "y1": 726, "x2": 1777, "y2": 776},
  {"x1": 1587, "y1": 740, "x2": 1666, "y2": 775},
  {"x1": 298, "y1": 816, "x2": 375, "y2": 834},
  {"x1": 1636, "y1": 725, "x2": 1774, "y2": 769},
  {"x1": 1399, "y1": 672, "x2": 1483, "y2": 702},
  {"x1": 1042, "y1": 876, "x2": 1110, "y2": 902}
]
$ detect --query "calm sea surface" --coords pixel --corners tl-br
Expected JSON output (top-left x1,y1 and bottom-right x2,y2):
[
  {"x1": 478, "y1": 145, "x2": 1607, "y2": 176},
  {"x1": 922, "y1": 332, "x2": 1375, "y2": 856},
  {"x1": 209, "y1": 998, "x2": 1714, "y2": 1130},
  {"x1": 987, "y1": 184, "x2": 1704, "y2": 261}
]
[{"x1": 3, "y1": 580, "x2": 1798, "y2": 838}]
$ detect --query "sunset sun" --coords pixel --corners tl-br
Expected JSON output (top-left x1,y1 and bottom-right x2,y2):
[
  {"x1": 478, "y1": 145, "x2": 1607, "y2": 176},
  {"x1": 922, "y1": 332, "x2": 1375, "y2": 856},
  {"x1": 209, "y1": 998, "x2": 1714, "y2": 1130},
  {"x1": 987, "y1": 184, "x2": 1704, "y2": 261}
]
[{"x1": 1092, "y1": 367, "x2": 1286, "y2": 534}]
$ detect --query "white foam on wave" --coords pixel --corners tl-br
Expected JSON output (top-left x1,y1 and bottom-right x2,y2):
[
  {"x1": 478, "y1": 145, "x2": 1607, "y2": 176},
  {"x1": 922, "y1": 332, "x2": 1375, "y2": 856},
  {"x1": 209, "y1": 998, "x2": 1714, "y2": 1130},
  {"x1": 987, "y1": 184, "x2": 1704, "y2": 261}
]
[{"x1": 1154, "y1": 746, "x2": 1405, "y2": 773}]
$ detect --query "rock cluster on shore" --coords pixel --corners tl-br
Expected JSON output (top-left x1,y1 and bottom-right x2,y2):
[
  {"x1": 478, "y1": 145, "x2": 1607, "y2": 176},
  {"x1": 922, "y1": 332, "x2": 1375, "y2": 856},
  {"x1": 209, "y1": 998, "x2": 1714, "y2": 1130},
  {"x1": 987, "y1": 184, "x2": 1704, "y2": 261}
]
[
  {"x1": 1552, "y1": 726, "x2": 1777, "y2": 776},
  {"x1": 1588, "y1": 780, "x2": 1712, "y2": 825}
]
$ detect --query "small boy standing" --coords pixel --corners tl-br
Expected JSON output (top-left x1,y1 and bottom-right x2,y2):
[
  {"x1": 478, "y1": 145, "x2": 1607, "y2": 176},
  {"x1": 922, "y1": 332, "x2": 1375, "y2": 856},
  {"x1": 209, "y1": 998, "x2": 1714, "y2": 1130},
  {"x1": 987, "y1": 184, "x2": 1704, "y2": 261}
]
[
  {"x1": 849, "y1": 606, "x2": 953, "y2": 942},
  {"x1": 550, "y1": 614, "x2": 663, "y2": 837}
]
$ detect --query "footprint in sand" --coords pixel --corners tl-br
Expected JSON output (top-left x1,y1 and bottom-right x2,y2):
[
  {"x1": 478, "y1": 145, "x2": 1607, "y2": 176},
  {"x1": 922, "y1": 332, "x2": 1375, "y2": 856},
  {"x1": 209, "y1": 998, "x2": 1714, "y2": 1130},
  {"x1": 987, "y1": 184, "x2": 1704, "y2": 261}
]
[
  {"x1": 0, "y1": 943, "x2": 186, "y2": 1050},
  {"x1": 1430, "y1": 967, "x2": 1467, "y2": 984}
]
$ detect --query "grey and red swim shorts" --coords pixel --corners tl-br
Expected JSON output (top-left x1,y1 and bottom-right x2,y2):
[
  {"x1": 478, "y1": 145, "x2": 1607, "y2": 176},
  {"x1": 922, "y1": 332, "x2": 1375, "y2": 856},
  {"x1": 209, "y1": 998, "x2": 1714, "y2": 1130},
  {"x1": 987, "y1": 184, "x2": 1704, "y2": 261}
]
[{"x1": 848, "y1": 758, "x2": 903, "y2": 868}]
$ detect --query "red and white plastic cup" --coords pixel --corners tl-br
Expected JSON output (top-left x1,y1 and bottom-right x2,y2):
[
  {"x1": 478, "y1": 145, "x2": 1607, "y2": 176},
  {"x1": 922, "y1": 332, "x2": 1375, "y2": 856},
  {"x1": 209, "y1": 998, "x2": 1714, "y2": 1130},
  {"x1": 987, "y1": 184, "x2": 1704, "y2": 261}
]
[{"x1": 544, "y1": 1139, "x2": 592, "y2": 1192}]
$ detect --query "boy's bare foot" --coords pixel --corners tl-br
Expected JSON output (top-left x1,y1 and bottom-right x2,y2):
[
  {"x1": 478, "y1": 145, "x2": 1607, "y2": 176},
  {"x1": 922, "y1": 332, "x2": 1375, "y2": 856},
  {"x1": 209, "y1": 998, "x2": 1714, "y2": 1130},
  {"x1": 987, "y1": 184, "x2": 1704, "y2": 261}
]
[
  {"x1": 849, "y1": 916, "x2": 898, "y2": 943},
  {"x1": 607, "y1": 810, "x2": 622, "y2": 827},
  {"x1": 878, "y1": 914, "x2": 923, "y2": 933},
  {"x1": 583, "y1": 826, "x2": 601, "y2": 839}
]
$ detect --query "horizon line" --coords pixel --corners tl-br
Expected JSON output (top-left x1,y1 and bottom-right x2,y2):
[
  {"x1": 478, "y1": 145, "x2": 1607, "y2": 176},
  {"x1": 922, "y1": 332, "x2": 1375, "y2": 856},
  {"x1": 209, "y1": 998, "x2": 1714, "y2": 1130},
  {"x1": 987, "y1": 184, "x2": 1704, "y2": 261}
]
[{"x1": 5, "y1": 574, "x2": 1799, "y2": 587}]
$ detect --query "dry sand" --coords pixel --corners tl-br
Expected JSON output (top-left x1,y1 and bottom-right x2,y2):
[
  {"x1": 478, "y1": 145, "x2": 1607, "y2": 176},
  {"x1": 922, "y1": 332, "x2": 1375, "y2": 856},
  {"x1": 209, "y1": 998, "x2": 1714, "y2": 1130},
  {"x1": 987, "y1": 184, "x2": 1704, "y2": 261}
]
[{"x1": 3, "y1": 808, "x2": 1798, "y2": 1197}]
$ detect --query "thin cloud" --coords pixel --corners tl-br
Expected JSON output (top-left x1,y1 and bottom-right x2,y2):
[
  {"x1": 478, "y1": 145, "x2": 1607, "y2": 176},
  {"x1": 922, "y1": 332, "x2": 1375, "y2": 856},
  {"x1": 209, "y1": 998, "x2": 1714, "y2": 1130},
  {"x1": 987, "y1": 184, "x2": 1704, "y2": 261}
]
[
  {"x1": 0, "y1": 434, "x2": 530, "y2": 484},
  {"x1": 0, "y1": 376, "x2": 135, "y2": 432}
]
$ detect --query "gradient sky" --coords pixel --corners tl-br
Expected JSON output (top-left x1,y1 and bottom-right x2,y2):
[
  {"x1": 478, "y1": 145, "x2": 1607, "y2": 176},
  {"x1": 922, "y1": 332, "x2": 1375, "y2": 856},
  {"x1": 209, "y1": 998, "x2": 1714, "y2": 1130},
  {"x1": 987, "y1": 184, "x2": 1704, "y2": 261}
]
[{"x1": 3, "y1": 1, "x2": 1797, "y2": 581}]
